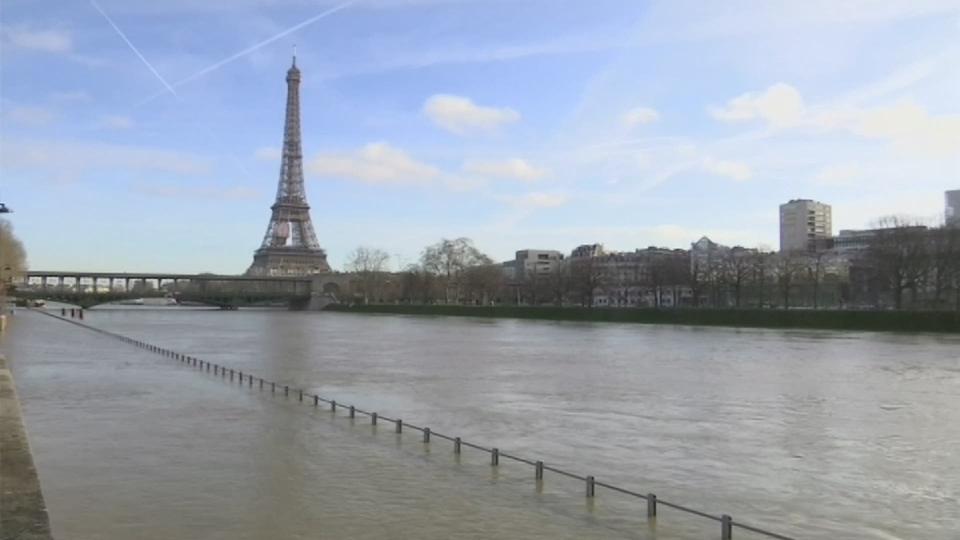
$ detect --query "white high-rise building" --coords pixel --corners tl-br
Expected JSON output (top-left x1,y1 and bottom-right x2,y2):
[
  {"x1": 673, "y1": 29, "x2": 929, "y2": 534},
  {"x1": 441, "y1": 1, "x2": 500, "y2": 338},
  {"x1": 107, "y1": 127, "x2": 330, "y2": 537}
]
[
  {"x1": 779, "y1": 199, "x2": 832, "y2": 252},
  {"x1": 946, "y1": 189, "x2": 960, "y2": 227}
]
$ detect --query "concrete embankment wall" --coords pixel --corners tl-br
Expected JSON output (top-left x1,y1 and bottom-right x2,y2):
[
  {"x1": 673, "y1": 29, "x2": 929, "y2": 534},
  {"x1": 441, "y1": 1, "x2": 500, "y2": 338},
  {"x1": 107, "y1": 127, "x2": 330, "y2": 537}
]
[
  {"x1": 326, "y1": 304, "x2": 960, "y2": 333},
  {"x1": 0, "y1": 353, "x2": 54, "y2": 540}
]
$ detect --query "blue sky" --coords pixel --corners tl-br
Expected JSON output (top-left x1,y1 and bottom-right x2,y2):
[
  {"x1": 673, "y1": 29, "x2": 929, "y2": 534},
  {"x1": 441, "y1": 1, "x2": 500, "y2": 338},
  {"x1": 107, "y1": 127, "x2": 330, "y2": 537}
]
[{"x1": 1, "y1": 0, "x2": 958, "y2": 273}]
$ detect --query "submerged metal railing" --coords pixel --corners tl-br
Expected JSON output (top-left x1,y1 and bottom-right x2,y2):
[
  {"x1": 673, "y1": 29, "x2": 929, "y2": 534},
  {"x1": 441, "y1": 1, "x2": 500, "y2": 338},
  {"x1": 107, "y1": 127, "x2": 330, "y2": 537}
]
[{"x1": 40, "y1": 309, "x2": 797, "y2": 540}]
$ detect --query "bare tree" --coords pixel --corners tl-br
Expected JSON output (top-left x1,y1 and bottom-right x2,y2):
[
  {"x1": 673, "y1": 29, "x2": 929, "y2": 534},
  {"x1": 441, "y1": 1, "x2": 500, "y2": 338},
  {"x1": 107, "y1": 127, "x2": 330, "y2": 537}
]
[
  {"x1": 399, "y1": 264, "x2": 438, "y2": 304},
  {"x1": 866, "y1": 217, "x2": 930, "y2": 310},
  {"x1": 0, "y1": 219, "x2": 27, "y2": 303},
  {"x1": 722, "y1": 248, "x2": 752, "y2": 308},
  {"x1": 927, "y1": 226, "x2": 960, "y2": 310},
  {"x1": 567, "y1": 256, "x2": 605, "y2": 307},
  {"x1": 346, "y1": 247, "x2": 390, "y2": 303},
  {"x1": 804, "y1": 251, "x2": 829, "y2": 309},
  {"x1": 775, "y1": 252, "x2": 804, "y2": 309},
  {"x1": 421, "y1": 238, "x2": 493, "y2": 303},
  {"x1": 347, "y1": 246, "x2": 390, "y2": 304},
  {"x1": 462, "y1": 264, "x2": 504, "y2": 305}
]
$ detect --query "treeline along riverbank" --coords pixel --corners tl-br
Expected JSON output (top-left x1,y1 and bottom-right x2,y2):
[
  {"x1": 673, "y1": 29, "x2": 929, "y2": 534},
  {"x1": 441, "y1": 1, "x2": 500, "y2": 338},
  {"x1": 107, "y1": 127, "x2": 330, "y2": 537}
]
[{"x1": 326, "y1": 304, "x2": 960, "y2": 333}]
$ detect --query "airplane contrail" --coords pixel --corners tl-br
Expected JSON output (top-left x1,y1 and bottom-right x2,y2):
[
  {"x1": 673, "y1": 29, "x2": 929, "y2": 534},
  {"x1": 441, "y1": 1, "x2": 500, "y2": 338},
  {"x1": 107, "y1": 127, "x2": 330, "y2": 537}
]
[
  {"x1": 137, "y1": 1, "x2": 355, "y2": 106},
  {"x1": 90, "y1": 0, "x2": 178, "y2": 97}
]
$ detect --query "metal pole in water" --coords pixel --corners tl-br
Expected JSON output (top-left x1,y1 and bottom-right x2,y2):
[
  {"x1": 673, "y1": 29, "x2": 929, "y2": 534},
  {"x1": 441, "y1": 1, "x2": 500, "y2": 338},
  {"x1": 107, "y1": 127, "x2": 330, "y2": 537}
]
[
  {"x1": 396, "y1": 419, "x2": 403, "y2": 433},
  {"x1": 423, "y1": 428, "x2": 431, "y2": 443},
  {"x1": 284, "y1": 385, "x2": 289, "y2": 396},
  {"x1": 586, "y1": 476, "x2": 595, "y2": 497},
  {"x1": 491, "y1": 448, "x2": 499, "y2": 466},
  {"x1": 313, "y1": 395, "x2": 318, "y2": 406},
  {"x1": 349, "y1": 406, "x2": 355, "y2": 418},
  {"x1": 647, "y1": 494, "x2": 657, "y2": 518},
  {"x1": 721, "y1": 515, "x2": 733, "y2": 540},
  {"x1": 331, "y1": 400, "x2": 337, "y2": 412},
  {"x1": 535, "y1": 460, "x2": 544, "y2": 480},
  {"x1": 371, "y1": 412, "x2": 377, "y2": 425},
  {"x1": 298, "y1": 389, "x2": 302, "y2": 401},
  {"x1": 454, "y1": 437, "x2": 461, "y2": 454}
]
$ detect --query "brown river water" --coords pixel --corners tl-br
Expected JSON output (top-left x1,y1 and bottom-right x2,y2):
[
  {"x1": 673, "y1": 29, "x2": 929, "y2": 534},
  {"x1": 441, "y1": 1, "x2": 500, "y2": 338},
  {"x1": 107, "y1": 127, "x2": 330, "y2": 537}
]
[{"x1": 1, "y1": 307, "x2": 958, "y2": 539}]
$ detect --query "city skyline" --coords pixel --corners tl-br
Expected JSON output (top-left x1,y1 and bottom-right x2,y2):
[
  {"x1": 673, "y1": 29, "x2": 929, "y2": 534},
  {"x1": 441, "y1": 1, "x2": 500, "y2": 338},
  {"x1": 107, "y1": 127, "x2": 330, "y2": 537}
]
[{"x1": 2, "y1": 0, "x2": 959, "y2": 273}]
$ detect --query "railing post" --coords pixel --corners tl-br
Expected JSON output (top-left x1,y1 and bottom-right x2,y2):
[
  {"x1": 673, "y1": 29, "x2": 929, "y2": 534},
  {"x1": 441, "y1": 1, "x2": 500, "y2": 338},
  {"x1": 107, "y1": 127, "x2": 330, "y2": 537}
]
[
  {"x1": 535, "y1": 460, "x2": 544, "y2": 480},
  {"x1": 371, "y1": 412, "x2": 378, "y2": 425},
  {"x1": 586, "y1": 476, "x2": 595, "y2": 497},
  {"x1": 349, "y1": 406, "x2": 355, "y2": 418},
  {"x1": 423, "y1": 428, "x2": 431, "y2": 443},
  {"x1": 396, "y1": 419, "x2": 403, "y2": 433},
  {"x1": 491, "y1": 448, "x2": 499, "y2": 466},
  {"x1": 454, "y1": 437, "x2": 461, "y2": 454},
  {"x1": 721, "y1": 515, "x2": 733, "y2": 540},
  {"x1": 647, "y1": 493, "x2": 657, "y2": 518}
]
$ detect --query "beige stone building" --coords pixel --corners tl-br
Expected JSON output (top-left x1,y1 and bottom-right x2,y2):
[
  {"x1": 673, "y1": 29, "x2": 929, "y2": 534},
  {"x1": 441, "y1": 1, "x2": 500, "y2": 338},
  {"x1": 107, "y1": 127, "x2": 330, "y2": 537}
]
[{"x1": 779, "y1": 199, "x2": 832, "y2": 252}]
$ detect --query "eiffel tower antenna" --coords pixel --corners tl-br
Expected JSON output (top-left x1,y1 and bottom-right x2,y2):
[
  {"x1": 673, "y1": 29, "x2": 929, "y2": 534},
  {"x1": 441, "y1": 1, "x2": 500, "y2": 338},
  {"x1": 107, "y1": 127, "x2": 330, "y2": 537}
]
[{"x1": 246, "y1": 56, "x2": 330, "y2": 276}]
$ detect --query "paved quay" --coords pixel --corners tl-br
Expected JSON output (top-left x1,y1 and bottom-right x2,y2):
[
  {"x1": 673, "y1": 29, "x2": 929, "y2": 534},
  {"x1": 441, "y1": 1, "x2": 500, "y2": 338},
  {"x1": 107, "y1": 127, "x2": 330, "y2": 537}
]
[{"x1": 0, "y1": 353, "x2": 54, "y2": 540}]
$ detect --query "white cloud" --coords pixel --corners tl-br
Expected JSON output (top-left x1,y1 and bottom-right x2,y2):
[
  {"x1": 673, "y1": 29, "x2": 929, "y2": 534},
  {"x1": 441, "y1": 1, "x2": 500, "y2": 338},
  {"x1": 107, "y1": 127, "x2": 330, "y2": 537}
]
[
  {"x1": 712, "y1": 83, "x2": 960, "y2": 158},
  {"x1": 254, "y1": 146, "x2": 281, "y2": 161},
  {"x1": 3, "y1": 27, "x2": 72, "y2": 53},
  {"x1": 710, "y1": 82, "x2": 804, "y2": 127},
  {"x1": 818, "y1": 101, "x2": 960, "y2": 158},
  {"x1": 307, "y1": 142, "x2": 440, "y2": 185},
  {"x1": 702, "y1": 157, "x2": 752, "y2": 181},
  {"x1": 423, "y1": 94, "x2": 520, "y2": 135},
  {"x1": 6, "y1": 106, "x2": 57, "y2": 126},
  {"x1": 622, "y1": 106, "x2": 660, "y2": 127},
  {"x1": 462, "y1": 158, "x2": 546, "y2": 182},
  {"x1": 501, "y1": 192, "x2": 568, "y2": 209},
  {"x1": 98, "y1": 115, "x2": 134, "y2": 130}
]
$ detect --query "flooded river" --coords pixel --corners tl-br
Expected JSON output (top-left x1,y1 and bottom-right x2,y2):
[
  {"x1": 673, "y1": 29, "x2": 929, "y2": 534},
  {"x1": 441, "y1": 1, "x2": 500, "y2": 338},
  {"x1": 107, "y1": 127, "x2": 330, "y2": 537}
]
[{"x1": 2, "y1": 307, "x2": 958, "y2": 539}]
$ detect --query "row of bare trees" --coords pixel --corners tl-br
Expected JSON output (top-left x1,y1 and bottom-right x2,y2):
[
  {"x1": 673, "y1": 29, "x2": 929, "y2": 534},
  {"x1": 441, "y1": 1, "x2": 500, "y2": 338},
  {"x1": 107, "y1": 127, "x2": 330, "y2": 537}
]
[
  {"x1": 342, "y1": 223, "x2": 960, "y2": 310},
  {"x1": 344, "y1": 238, "x2": 502, "y2": 305},
  {"x1": 858, "y1": 218, "x2": 960, "y2": 310}
]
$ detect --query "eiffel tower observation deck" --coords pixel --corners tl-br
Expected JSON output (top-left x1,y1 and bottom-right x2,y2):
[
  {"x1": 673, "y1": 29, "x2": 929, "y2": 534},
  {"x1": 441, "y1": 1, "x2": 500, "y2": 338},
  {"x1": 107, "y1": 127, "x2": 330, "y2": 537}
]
[{"x1": 247, "y1": 55, "x2": 331, "y2": 276}]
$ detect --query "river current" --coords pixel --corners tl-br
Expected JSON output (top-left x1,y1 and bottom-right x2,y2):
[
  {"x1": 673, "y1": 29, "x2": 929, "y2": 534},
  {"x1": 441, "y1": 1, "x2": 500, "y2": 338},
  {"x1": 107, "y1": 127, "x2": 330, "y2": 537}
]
[{"x1": 2, "y1": 307, "x2": 958, "y2": 539}]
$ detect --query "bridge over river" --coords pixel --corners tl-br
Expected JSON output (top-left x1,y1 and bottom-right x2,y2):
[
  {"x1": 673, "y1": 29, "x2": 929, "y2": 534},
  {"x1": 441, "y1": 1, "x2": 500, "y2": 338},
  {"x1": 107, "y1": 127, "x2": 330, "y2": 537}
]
[{"x1": 12, "y1": 270, "x2": 349, "y2": 309}]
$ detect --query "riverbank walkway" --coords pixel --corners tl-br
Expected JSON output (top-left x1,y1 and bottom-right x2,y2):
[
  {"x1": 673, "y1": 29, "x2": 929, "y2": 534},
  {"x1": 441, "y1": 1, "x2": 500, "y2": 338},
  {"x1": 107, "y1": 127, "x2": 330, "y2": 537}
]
[{"x1": 0, "y1": 353, "x2": 54, "y2": 540}]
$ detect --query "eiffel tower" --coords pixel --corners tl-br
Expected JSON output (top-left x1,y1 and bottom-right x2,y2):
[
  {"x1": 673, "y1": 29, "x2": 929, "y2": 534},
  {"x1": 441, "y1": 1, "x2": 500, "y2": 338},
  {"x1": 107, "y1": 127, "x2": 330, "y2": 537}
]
[{"x1": 247, "y1": 55, "x2": 331, "y2": 276}]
